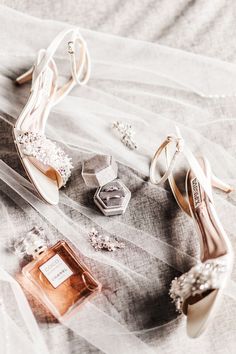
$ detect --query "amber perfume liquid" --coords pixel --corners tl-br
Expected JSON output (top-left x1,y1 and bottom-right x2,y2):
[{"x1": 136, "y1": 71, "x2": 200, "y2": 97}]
[{"x1": 22, "y1": 240, "x2": 101, "y2": 318}]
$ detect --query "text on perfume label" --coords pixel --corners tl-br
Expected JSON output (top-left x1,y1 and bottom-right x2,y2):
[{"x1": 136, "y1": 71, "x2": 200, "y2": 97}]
[{"x1": 39, "y1": 254, "x2": 73, "y2": 288}]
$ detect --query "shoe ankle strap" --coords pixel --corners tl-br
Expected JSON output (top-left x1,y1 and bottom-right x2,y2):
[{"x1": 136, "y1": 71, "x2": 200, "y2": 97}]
[
  {"x1": 150, "y1": 133, "x2": 184, "y2": 185},
  {"x1": 150, "y1": 127, "x2": 214, "y2": 215},
  {"x1": 33, "y1": 27, "x2": 90, "y2": 100}
]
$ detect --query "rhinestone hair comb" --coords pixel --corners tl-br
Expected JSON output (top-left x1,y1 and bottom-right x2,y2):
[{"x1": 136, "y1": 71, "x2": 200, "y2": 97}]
[{"x1": 89, "y1": 228, "x2": 125, "y2": 251}]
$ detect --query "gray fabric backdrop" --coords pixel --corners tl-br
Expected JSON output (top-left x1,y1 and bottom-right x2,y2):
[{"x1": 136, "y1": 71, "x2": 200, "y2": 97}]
[
  {"x1": 2, "y1": 0, "x2": 236, "y2": 62},
  {"x1": 0, "y1": 1, "x2": 236, "y2": 353}
]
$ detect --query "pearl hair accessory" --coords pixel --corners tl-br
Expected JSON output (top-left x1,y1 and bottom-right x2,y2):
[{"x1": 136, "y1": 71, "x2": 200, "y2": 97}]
[
  {"x1": 112, "y1": 121, "x2": 137, "y2": 150},
  {"x1": 89, "y1": 228, "x2": 125, "y2": 251}
]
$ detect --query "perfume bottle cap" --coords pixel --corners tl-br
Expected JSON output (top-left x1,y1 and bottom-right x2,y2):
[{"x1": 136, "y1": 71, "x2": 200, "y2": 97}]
[{"x1": 13, "y1": 226, "x2": 48, "y2": 259}]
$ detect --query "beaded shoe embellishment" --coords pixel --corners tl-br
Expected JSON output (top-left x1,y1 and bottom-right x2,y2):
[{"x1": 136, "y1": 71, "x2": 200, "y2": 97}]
[
  {"x1": 16, "y1": 131, "x2": 73, "y2": 186},
  {"x1": 169, "y1": 260, "x2": 227, "y2": 313}
]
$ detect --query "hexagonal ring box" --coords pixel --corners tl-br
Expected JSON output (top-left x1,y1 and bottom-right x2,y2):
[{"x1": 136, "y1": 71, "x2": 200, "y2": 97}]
[
  {"x1": 82, "y1": 155, "x2": 118, "y2": 187},
  {"x1": 82, "y1": 155, "x2": 131, "y2": 216},
  {"x1": 94, "y1": 179, "x2": 131, "y2": 216}
]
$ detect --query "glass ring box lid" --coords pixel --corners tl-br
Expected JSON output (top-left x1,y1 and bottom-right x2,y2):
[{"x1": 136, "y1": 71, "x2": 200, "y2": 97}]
[{"x1": 14, "y1": 227, "x2": 101, "y2": 319}]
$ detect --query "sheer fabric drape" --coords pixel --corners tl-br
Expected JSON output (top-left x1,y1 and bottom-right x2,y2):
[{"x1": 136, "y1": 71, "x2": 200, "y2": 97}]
[{"x1": 0, "y1": 5, "x2": 236, "y2": 354}]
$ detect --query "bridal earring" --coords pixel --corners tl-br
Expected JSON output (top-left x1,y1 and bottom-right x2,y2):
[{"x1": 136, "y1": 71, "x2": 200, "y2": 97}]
[
  {"x1": 82, "y1": 155, "x2": 131, "y2": 216},
  {"x1": 112, "y1": 121, "x2": 137, "y2": 150},
  {"x1": 150, "y1": 128, "x2": 234, "y2": 338}
]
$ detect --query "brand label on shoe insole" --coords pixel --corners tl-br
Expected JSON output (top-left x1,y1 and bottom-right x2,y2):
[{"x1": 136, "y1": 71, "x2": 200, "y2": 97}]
[
  {"x1": 191, "y1": 177, "x2": 202, "y2": 209},
  {"x1": 39, "y1": 254, "x2": 73, "y2": 288}
]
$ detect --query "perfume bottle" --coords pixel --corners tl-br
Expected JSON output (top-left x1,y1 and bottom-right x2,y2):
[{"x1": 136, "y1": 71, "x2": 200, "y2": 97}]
[{"x1": 15, "y1": 227, "x2": 101, "y2": 319}]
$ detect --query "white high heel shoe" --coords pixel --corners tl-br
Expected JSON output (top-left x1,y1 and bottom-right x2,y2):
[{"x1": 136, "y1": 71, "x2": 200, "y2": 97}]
[
  {"x1": 150, "y1": 129, "x2": 234, "y2": 338},
  {"x1": 14, "y1": 28, "x2": 90, "y2": 205}
]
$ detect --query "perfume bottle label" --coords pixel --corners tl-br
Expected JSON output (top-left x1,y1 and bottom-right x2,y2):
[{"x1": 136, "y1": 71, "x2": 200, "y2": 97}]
[{"x1": 39, "y1": 254, "x2": 73, "y2": 288}]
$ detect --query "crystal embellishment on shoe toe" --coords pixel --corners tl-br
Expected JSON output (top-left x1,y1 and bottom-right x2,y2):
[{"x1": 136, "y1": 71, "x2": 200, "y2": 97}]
[
  {"x1": 169, "y1": 261, "x2": 227, "y2": 313},
  {"x1": 16, "y1": 131, "x2": 73, "y2": 186}
]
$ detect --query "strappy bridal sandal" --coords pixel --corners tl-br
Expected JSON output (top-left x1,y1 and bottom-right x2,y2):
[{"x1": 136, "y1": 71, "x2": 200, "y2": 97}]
[
  {"x1": 150, "y1": 128, "x2": 234, "y2": 338},
  {"x1": 14, "y1": 28, "x2": 90, "y2": 205}
]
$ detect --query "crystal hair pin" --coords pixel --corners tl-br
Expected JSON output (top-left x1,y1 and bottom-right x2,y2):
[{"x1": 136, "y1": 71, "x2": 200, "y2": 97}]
[
  {"x1": 89, "y1": 228, "x2": 125, "y2": 251},
  {"x1": 112, "y1": 121, "x2": 137, "y2": 150}
]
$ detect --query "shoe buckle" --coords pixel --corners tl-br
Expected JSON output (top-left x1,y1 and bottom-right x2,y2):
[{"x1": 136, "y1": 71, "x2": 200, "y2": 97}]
[
  {"x1": 167, "y1": 135, "x2": 184, "y2": 152},
  {"x1": 68, "y1": 41, "x2": 75, "y2": 54}
]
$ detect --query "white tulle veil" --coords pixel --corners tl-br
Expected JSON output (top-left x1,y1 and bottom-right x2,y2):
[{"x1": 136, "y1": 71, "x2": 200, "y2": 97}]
[{"x1": 0, "y1": 5, "x2": 236, "y2": 354}]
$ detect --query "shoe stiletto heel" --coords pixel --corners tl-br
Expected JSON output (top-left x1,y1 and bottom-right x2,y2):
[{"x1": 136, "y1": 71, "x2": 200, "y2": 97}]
[
  {"x1": 150, "y1": 129, "x2": 234, "y2": 338},
  {"x1": 211, "y1": 173, "x2": 233, "y2": 193},
  {"x1": 16, "y1": 66, "x2": 34, "y2": 85},
  {"x1": 14, "y1": 28, "x2": 91, "y2": 204}
]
